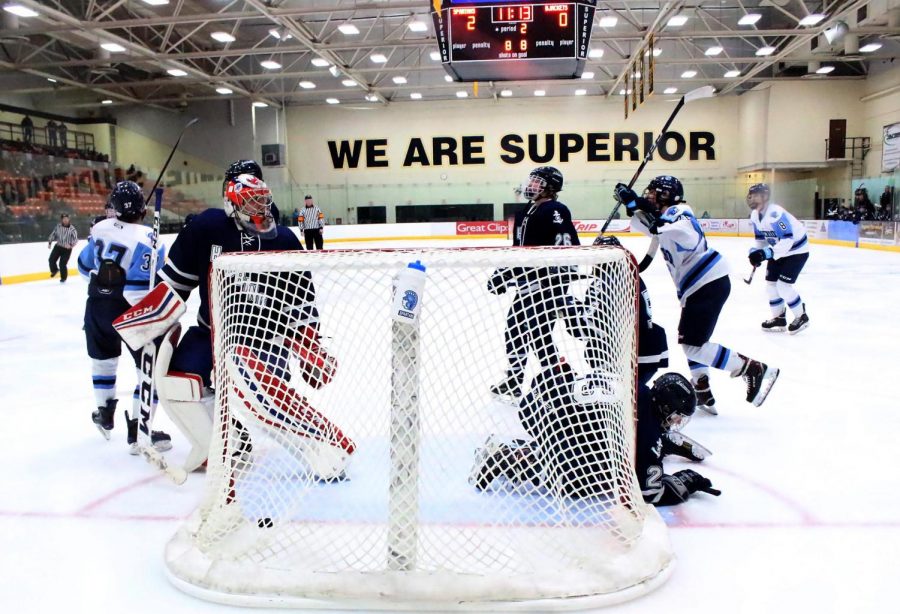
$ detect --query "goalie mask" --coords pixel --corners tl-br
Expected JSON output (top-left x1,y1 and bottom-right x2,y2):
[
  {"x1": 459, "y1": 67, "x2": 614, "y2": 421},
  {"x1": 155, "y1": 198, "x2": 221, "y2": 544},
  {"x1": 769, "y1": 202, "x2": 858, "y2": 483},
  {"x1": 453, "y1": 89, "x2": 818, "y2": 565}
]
[
  {"x1": 650, "y1": 372, "x2": 697, "y2": 431},
  {"x1": 224, "y1": 174, "x2": 277, "y2": 239},
  {"x1": 522, "y1": 166, "x2": 563, "y2": 201}
]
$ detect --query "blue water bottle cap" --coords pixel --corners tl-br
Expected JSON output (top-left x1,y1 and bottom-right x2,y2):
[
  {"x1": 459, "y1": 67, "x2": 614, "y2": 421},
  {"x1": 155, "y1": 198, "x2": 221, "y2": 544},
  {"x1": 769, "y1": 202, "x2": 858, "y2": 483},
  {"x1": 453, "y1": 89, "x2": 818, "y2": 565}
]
[{"x1": 407, "y1": 260, "x2": 426, "y2": 272}]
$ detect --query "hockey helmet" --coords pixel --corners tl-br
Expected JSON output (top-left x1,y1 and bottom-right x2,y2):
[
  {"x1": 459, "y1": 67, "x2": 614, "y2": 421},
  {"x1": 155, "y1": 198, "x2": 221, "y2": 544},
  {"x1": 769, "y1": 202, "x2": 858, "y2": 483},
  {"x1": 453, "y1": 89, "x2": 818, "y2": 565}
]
[
  {"x1": 650, "y1": 372, "x2": 697, "y2": 430},
  {"x1": 222, "y1": 159, "x2": 264, "y2": 196},
  {"x1": 107, "y1": 180, "x2": 146, "y2": 222},
  {"x1": 747, "y1": 183, "x2": 770, "y2": 209},
  {"x1": 523, "y1": 166, "x2": 563, "y2": 201},
  {"x1": 223, "y1": 173, "x2": 277, "y2": 238},
  {"x1": 592, "y1": 235, "x2": 621, "y2": 248},
  {"x1": 644, "y1": 175, "x2": 684, "y2": 209}
]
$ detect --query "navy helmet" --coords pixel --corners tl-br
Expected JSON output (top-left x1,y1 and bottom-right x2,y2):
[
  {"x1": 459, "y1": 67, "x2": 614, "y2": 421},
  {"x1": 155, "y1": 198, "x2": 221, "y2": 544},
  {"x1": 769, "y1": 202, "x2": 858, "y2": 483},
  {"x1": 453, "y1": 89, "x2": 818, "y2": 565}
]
[
  {"x1": 523, "y1": 166, "x2": 563, "y2": 200},
  {"x1": 650, "y1": 372, "x2": 697, "y2": 430},
  {"x1": 107, "y1": 180, "x2": 146, "y2": 221},
  {"x1": 645, "y1": 175, "x2": 684, "y2": 208}
]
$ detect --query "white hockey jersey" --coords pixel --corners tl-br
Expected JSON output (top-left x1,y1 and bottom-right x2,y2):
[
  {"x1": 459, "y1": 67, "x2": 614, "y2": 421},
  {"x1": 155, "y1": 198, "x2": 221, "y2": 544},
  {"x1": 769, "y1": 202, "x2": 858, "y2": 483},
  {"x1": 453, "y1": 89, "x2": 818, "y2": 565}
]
[
  {"x1": 750, "y1": 203, "x2": 809, "y2": 259},
  {"x1": 631, "y1": 204, "x2": 729, "y2": 304},
  {"x1": 77, "y1": 218, "x2": 165, "y2": 305}
]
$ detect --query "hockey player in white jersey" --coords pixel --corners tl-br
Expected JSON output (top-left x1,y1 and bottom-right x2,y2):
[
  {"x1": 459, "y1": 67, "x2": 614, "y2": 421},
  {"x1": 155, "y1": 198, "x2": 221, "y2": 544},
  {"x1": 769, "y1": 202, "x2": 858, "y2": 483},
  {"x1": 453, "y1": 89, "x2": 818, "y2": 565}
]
[
  {"x1": 747, "y1": 183, "x2": 810, "y2": 334},
  {"x1": 77, "y1": 180, "x2": 171, "y2": 451},
  {"x1": 615, "y1": 175, "x2": 779, "y2": 412}
]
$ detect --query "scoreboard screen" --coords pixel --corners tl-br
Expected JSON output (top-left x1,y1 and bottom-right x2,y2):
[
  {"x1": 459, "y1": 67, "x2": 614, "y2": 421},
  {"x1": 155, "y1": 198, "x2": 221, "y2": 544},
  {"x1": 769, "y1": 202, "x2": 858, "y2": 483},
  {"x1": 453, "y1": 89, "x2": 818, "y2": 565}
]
[{"x1": 433, "y1": 1, "x2": 596, "y2": 81}]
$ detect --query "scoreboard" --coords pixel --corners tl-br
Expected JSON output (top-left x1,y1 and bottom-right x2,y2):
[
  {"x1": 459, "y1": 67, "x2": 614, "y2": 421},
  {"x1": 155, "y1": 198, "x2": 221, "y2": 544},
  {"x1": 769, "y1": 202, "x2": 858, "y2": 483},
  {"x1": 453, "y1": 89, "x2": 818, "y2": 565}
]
[{"x1": 432, "y1": 0, "x2": 597, "y2": 81}]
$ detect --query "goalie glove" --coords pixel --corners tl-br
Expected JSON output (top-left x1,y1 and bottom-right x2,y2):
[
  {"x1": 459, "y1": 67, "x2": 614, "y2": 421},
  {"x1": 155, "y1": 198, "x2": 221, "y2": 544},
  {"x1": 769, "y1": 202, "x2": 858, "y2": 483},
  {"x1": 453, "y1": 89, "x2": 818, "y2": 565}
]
[{"x1": 113, "y1": 282, "x2": 186, "y2": 352}]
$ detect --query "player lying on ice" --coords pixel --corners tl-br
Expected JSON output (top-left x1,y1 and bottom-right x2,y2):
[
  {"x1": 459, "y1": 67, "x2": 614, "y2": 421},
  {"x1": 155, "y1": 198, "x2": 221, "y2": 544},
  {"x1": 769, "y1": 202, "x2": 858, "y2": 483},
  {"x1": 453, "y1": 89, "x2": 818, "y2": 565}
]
[{"x1": 113, "y1": 163, "x2": 354, "y2": 480}]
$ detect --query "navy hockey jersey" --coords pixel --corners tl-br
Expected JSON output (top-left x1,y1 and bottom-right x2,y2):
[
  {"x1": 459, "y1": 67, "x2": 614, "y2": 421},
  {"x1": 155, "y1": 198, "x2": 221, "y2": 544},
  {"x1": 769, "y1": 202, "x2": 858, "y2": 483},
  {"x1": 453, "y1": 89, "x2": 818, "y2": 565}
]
[{"x1": 514, "y1": 199, "x2": 581, "y2": 247}]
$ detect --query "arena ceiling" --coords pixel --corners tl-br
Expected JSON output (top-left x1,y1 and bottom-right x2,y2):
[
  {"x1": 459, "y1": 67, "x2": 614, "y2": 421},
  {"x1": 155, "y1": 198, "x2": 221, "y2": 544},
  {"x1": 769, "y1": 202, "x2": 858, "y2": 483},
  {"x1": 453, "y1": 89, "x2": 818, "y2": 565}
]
[{"x1": 0, "y1": 0, "x2": 898, "y2": 110}]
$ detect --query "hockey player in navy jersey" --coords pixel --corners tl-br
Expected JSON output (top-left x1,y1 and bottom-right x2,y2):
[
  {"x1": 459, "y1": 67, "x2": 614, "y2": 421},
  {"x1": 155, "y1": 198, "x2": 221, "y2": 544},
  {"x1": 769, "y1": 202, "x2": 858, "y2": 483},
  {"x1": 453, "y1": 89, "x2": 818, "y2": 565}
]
[
  {"x1": 616, "y1": 175, "x2": 779, "y2": 411},
  {"x1": 78, "y1": 180, "x2": 171, "y2": 452},
  {"x1": 747, "y1": 183, "x2": 810, "y2": 334},
  {"x1": 488, "y1": 166, "x2": 580, "y2": 399}
]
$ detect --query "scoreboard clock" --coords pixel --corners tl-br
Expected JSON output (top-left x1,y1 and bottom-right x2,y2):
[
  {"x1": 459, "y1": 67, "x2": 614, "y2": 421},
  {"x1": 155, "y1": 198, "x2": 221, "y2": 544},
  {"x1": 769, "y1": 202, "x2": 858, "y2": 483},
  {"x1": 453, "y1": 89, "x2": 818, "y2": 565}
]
[{"x1": 432, "y1": 0, "x2": 597, "y2": 82}]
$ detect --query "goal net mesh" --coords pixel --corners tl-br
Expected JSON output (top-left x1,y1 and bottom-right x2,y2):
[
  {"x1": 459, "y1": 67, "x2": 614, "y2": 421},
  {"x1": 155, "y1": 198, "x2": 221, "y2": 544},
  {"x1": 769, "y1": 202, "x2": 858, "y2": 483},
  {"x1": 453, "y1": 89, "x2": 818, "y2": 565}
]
[{"x1": 165, "y1": 246, "x2": 673, "y2": 608}]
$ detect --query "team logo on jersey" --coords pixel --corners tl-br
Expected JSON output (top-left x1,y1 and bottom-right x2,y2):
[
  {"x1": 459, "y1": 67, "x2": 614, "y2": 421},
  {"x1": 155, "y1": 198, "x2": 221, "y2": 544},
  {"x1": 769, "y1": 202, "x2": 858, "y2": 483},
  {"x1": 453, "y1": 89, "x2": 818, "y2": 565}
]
[
  {"x1": 241, "y1": 233, "x2": 256, "y2": 247},
  {"x1": 210, "y1": 245, "x2": 222, "y2": 261},
  {"x1": 553, "y1": 210, "x2": 563, "y2": 224}
]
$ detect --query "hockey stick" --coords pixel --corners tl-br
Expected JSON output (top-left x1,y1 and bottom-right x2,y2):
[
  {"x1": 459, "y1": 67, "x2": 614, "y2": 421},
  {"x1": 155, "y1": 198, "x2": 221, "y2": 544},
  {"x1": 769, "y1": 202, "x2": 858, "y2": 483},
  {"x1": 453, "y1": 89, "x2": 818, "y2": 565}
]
[
  {"x1": 143, "y1": 117, "x2": 199, "y2": 204},
  {"x1": 743, "y1": 265, "x2": 758, "y2": 285}
]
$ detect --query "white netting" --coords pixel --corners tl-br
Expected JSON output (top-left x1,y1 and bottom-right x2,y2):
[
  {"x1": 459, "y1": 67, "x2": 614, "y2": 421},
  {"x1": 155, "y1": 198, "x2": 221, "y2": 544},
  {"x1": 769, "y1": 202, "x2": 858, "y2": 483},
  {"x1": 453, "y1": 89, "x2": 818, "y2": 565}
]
[{"x1": 165, "y1": 246, "x2": 673, "y2": 610}]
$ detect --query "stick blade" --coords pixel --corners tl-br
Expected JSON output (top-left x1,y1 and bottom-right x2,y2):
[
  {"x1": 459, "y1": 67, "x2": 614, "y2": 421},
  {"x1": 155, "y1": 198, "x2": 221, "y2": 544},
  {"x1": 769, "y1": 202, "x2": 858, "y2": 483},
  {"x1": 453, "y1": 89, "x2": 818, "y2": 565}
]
[{"x1": 684, "y1": 85, "x2": 716, "y2": 103}]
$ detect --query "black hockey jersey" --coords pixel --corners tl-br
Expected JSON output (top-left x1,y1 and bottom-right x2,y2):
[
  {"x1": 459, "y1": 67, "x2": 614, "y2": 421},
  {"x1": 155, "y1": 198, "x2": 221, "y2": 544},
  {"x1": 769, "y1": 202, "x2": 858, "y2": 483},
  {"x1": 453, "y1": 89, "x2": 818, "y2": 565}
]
[{"x1": 514, "y1": 199, "x2": 581, "y2": 247}]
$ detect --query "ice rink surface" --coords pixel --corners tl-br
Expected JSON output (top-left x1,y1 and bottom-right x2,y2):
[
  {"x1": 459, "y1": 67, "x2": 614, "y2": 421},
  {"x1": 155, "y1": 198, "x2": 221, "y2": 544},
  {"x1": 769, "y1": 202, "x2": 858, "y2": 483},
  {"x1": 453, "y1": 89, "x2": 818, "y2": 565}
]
[{"x1": 2, "y1": 234, "x2": 898, "y2": 614}]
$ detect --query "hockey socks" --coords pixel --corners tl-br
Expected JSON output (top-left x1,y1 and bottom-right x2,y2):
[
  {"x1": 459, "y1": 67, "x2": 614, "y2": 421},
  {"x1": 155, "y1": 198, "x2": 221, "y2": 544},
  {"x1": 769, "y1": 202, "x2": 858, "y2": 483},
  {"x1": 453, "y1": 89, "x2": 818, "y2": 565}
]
[
  {"x1": 682, "y1": 343, "x2": 744, "y2": 375},
  {"x1": 91, "y1": 357, "x2": 118, "y2": 407}
]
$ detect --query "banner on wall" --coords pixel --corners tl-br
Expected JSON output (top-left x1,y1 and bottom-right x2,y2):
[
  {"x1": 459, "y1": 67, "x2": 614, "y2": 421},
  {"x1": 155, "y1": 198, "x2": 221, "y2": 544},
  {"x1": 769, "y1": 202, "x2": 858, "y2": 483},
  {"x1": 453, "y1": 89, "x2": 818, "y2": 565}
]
[
  {"x1": 882, "y1": 122, "x2": 900, "y2": 172},
  {"x1": 454, "y1": 219, "x2": 628, "y2": 236}
]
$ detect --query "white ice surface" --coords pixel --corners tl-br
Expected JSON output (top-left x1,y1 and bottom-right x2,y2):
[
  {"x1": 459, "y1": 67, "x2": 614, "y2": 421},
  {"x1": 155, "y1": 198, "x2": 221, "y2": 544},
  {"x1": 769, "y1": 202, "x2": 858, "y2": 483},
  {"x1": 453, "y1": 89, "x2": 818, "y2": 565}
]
[{"x1": 1, "y1": 235, "x2": 898, "y2": 613}]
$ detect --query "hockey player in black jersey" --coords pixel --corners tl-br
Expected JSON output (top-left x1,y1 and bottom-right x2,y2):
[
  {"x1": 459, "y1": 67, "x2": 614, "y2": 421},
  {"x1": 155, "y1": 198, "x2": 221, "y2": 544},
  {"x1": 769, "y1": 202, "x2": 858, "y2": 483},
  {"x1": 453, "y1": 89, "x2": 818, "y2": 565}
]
[{"x1": 488, "y1": 166, "x2": 580, "y2": 399}]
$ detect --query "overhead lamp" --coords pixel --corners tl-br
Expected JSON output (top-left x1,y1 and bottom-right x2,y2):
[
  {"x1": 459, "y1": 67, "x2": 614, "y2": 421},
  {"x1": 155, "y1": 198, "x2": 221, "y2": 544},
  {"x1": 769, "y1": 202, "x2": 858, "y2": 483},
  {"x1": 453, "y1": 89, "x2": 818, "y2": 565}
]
[
  {"x1": 500, "y1": 90, "x2": 512, "y2": 97},
  {"x1": 167, "y1": 69, "x2": 188, "y2": 77},
  {"x1": 410, "y1": 92, "x2": 422, "y2": 100},
  {"x1": 140, "y1": 0, "x2": 169, "y2": 5},
  {"x1": 619, "y1": 88, "x2": 632, "y2": 95},
  {"x1": 599, "y1": 16, "x2": 617, "y2": 28},
  {"x1": 365, "y1": 94, "x2": 378, "y2": 101},
  {"x1": 311, "y1": 58, "x2": 330, "y2": 67},
  {"x1": 667, "y1": 15, "x2": 688, "y2": 27},
  {"x1": 370, "y1": 53, "x2": 388, "y2": 63},
  {"x1": 588, "y1": 48, "x2": 604, "y2": 58},
  {"x1": 816, "y1": 65, "x2": 835, "y2": 74},
  {"x1": 260, "y1": 60, "x2": 281, "y2": 70},
  {"x1": 634, "y1": 71, "x2": 641, "y2": 78},
  {"x1": 663, "y1": 87, "x2": 678, "y2": 94},
  {"x1": 534, "y1": 90, "x2": 546, "y2": 96},
  {"x1": 338, "y1": 23, "x2": 360, "y2": 35},
  {"x1": 47, "y1": 77, "x2": 57, "y2": 83},
  {"x1": 644, "y1": 48, "x2": 662, "y2": 57},
  {"x1": 3, "y1": 4, "x2": 38, "y2": 17},
  {"x1": 328, "y1": 65, "x2": 341, "y2": 77},
  {"x1": 100, "y1": 43, "x2": 125, "y2": 53},
  {"x1": 298, "y1": 81, "x2": 316, "y2": 89},
  {"x1": 211, "y1": 32, "x2": 235, "y2": 43},
  {"x1": 444, "y1": 75, "x2": 453, "y2": 82},
  {"x1": 326, "y1": 98, "x2": 340, "y2": 104},
  {"x1": 724, "y1": 70, "x2": 740, "y2": 78},
  {"x1": 430, "y1": 51, "x2": 441, "y2": 61},
  {"x1": 101, "y1": 99, "x2": 113, "y2": 105},
  {"x1": 408, "y1": 21, "x2": 428, "y2": 32},
  {"x1": 216, "y1": 87, "x2": 233, "y2": 95},
  {"x1": 705, "y1": 46, "x2": 723, "y2": 56},
  {"x1": 456, "y1": 91, "x2": 468, "y2": 98},
  {"x1": 252, "y1": 102, "x2": 268, "y2": 108},
  {"x1": 799, "y1": 14, "x2": 826, "y2": 26},
  {"x1": 738, "y1": 13, "x2": 761, "y2": 26},
  {"x1": 574, "y1": 89, "x2": 587, "y2": 96},
  {"x1": 342, "y1": 79, "x2": 358, "y2": 87},
  {"x1": 681, "y1": 70, "x2": 697, "y2": 78},
  {"x1": 268, "y1": 28, "x2": 292, "y2": 40},
  {"x1": 755, "y1": 46, "x2": 775, "y2": 56},
  {"x1": 393, "y1": 76, "x2": 408, "y2": 84},
  {"x1": 860, "y1": 42, "x2": 883, "y2": 53},
  {"x1": 581, "y1": 71, "x2": 594, "y2": 79}
]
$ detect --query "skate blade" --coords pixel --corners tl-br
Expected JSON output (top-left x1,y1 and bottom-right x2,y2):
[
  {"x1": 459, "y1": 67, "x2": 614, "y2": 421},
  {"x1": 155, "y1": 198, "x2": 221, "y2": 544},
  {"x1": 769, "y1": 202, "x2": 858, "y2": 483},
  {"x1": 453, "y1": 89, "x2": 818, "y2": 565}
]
[
  {"x1": 752, "y1": 367, "x2": 780, "y2": 407},
  {"x1": 697, "y1": 403, "x2": 718, "y2": 416},
  {"x1": 762, "y1": 327, "x2": 786, "y2": 333},
  {"x1": 152, "y1": 440, "x2": 173, "y2": 453},
  {"x1": 94, "y1": 424, "x2": 111, "y2": 441},
  {"x1": 788, "y1": 322, "x2": 809, "y2": 335}
]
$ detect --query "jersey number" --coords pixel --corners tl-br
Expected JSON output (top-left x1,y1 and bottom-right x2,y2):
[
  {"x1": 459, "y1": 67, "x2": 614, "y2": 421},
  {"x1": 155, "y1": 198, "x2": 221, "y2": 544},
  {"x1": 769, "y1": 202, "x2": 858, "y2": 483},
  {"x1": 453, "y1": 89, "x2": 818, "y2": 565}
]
[
  {"x1": 554, "y1": 233, "x2": 572, "y2": 246},
  {"x1": 94, "y1": 240, "x2": 127, "y2": 266}
]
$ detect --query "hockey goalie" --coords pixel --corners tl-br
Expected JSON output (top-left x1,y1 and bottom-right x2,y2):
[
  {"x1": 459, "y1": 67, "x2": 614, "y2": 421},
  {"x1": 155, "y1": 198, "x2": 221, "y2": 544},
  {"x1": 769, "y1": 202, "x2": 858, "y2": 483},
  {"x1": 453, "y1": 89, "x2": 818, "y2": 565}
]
[{"x1": 114, "y1": 169, "x2": 354, "y2": 481}]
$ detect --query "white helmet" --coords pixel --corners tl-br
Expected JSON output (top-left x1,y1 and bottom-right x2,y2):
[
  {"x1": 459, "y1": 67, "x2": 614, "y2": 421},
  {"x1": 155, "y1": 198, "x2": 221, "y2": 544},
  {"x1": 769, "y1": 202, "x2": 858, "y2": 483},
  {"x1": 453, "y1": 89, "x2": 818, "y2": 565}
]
[{"x1": 223, "y1": 173, "x2": 277, "y2": 238}]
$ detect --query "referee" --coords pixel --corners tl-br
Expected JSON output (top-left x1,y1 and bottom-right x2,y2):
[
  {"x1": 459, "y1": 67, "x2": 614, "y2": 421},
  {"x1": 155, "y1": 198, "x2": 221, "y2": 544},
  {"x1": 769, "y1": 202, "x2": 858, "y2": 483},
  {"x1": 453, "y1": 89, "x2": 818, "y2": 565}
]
[
  {"x1": 299, "y1": 194, "x2": 325, "y2": 250},
  {"x1": 48, "y1": 213, "x2": 78, "y2": 282}
]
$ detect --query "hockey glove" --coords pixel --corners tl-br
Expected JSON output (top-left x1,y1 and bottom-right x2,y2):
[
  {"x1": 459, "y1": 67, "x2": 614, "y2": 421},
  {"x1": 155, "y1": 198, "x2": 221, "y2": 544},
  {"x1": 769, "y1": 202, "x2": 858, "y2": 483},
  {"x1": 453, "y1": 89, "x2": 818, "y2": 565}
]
[
  {"x1": 672, "y1": 469, "x2": 721, "y2": 496},
  {"x1": 487, "y1": 268, "x2": 512, "y2": 295},
  {"x1": 614, "y1": 183, "x2": 639, "y2": 215},
  {"x1": 748, "y1": 247, "x2": 773, "y2": 266}
]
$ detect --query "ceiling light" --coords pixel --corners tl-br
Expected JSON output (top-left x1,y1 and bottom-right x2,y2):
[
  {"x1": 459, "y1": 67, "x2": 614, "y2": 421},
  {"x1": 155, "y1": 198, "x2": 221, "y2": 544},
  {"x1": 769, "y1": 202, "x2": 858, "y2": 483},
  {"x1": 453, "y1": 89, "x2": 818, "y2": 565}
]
[
  {"x1": 216, "y1": 87, "x2": 233, "y2": 95},
  {"x1": 599, "y1": 16, "x2": 617, "y2": 28},
  {"x1": 140, "y1": 0, "x2": 169, "y2": 5},
  {"x1": 342, "y1": 79, "x2": 358, "y2": 87},
  {"x1": 393, "y1": 76, "x2": 407, "y2": 84},
  {"x1": 574, "y1": 89, "x2": 587, "y2": 96},
  {"x1": 3, "y1": 4, "x2": 39, "y2": 17},
  {"x1": 268, "y1": 28, "x2": 281, "y2": 39},
  {"x1": 326, "y1": 98, "x2": 340, "y2": 104},
  {"x1": 328, "y1": 65, "x2": 341, "y2": 77},
  {"x1": 619, "y1": 89, "x2": 632, "y2": 95},
  {"x1": 100, "y1": 43, "x2": 126, "y2": 53},
  {"x1": 739, "y1": 13, "x2": 761, "y2": 26},
  {"x1": 588, "y1": 48, "x2": 604, "y2": 58},
  {"x1": 410, "y1": 92, "x2": 422, "y2": 100},
  {"x1": 581, "y1": 71, "x2": 594, "y2": 79},
  {"x1": 534, "y1": 90, "x2": 546, "y2": 96},
  {"x1": 756, "y1": 46, "x2": 776, "y2": 56},
  {"x1": 500, "y1": 89, "x2": 512, "y2": 97},
  {"x1": 816, "y1": 65, "x2": 835, "y2": 74},
  {"x1": 370, "y1": 53, "x2": 387, "y2": 63},
  {"x1": 252, "y1": 102, "x2": 268, "y2": 108},
  {"x1": 210, "y1": 31, "x2": 235, "y2": 43},
  {"x1": 430, "y1": 51, "x2": 441, "y2": 61},
  {"x1": 268, "y1": 28, "x2": 291, "y2": 40},
  {"x1": 311, "y1": 58, "x2": 330, "y2": 67},
  {"x1": 444, "y1": 75, "x2": 453, "y2": 82},
  {"x1": 799, "y1": 14, "x2": 826, "y2": 26},
  {"x1": 408, "y1": 21, "x2": 428, "y2": 32},
  {"x1": 634, "y1": 71, "x2": 641, "y2": 78},
  {"x1": 47, "y1": 77, "x2": 57, "y2": 83},
  {"x1": 338, "y1": 23, "x2": 360, "y2": 35},
  {"x1": 365, "y1": 94, "x2": 378, "y2": 101},
  {"x1": 860, "y1": 42, "x2": 883, "y2": 53},
  {"x1": 644, "y1": 48, "x2": 662, "y2": 57},
  {"x1": 667, "y1": 15, "x2": 688, "y2": 27},
  {"x1": 681, "y1": 70, "x2": 697, "y2": 78},
  {"x1": 298, "y1": 81, "x2": 316, "y2": 89},
  {"x1": 167, "y1": 69, "x2": 188, "y2": 77},
  {"x1": 724, "y1": 70, "x2": 740, "y2": 78},
  {"x1": 705, "y1": 46, "x2": 723, "y2": 56},
  {"x1": 664, "y1": 87, "x2": 678, "y2": 94},
  {"x1": 456, "y1": 91, "x2": 468, "y2": 98},
  {"x1": 101, "y1": 99, "x2": 113, "y2": 105},
  {"x1": 260, "y1": 60, "x2": 281, "y2": 70}
]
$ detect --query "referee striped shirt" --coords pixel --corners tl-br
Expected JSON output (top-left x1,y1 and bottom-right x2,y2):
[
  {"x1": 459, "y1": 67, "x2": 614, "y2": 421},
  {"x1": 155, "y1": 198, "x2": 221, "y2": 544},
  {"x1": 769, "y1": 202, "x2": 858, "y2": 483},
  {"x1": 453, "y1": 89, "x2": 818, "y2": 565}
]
[
  {"x1": 298, "y1": 205, "x2": 324, "y2": 231},
  {"x1": 49, "y1": 224, "x2": 78, "y2": 248}
]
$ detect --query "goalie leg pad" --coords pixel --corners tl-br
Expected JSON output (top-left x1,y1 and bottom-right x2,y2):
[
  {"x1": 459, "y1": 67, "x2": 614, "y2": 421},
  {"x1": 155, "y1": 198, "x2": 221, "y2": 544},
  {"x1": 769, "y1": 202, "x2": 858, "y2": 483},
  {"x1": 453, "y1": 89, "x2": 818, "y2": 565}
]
[{"x1": 113, "y1": 282, "x2": 187, "y2": 352}]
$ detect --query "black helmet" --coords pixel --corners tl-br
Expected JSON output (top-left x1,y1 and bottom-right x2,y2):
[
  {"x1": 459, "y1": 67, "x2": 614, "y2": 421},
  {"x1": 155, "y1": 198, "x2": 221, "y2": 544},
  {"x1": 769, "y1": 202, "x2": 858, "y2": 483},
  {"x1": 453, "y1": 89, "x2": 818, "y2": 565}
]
[
  {"x1": 748, "y1": 183, "x2": 770, "y2": 197},
  {"x1": 645, "y1": 175, "x2": 684, "y2": 208},
  {"x1": 223, "y1": 160, "x2": 264, "y2": 196},
  {"x1": 592, "y1": 235, "x2": 621, "y2": 248},
  {"x1": 523, "y1": 166, "x2": 563, "y2": 200},
  {"x1": 107, "y1": 180, "x2": 146, "y2": 221},
  {"x1": 650, "y1": 372, "x2": 697, "y2": 430}
]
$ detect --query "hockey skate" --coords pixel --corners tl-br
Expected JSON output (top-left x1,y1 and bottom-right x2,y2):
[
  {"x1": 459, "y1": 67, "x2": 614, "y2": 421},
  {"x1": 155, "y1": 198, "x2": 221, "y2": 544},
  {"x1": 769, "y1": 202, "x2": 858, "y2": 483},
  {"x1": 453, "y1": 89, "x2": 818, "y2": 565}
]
[
  {"x1": 788, "y1": 310, "x2": 809, "y2": 335},
  {"x1": 761, "y1": 313, "x2": 787, "y2": 333},
  {"x1": 126, "y1": 411, "x2": 173, "y2": 454},
  {"x1": 468, "y1": 435, "x2": 539, "y2": 491},
  {"x1": 694, "y1": 375, "x2": 717, "y2": 415},
  {"x1": 91, "y1": 399, "x2": 117, "y2": 440},
  {"x1": 662, "y1": 431, "x2": 712, "y2": 462},
  {"x1": 489, "y1": 371, "x2": 524, "y2": 401},
  {"x1": 733, "y1": 356, "x2": 780, "y2": 407}
]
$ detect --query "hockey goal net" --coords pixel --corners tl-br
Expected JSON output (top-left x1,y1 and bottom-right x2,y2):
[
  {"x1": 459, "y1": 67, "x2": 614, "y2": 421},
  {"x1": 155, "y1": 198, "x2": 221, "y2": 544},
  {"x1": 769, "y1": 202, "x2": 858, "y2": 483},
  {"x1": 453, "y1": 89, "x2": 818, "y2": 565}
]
[{"x1": 165, "y1": 246, "x2": 673, "y2": 610}]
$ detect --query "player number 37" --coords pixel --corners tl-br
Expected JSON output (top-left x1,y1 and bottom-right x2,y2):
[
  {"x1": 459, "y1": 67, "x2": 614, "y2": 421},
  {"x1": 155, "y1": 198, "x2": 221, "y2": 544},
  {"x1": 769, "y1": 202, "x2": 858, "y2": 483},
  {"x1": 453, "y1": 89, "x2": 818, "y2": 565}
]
[{"x1": 554, "y1": 233, "x2": 573, "y2": 246}]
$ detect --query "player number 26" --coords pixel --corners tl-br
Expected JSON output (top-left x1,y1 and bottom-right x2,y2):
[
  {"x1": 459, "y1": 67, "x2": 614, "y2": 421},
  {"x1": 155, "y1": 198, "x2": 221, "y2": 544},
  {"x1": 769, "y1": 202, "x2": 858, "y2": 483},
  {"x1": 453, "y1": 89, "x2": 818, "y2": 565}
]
[{"x1": 554, "y1": 233, "x2": 572, "y2": 246}]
